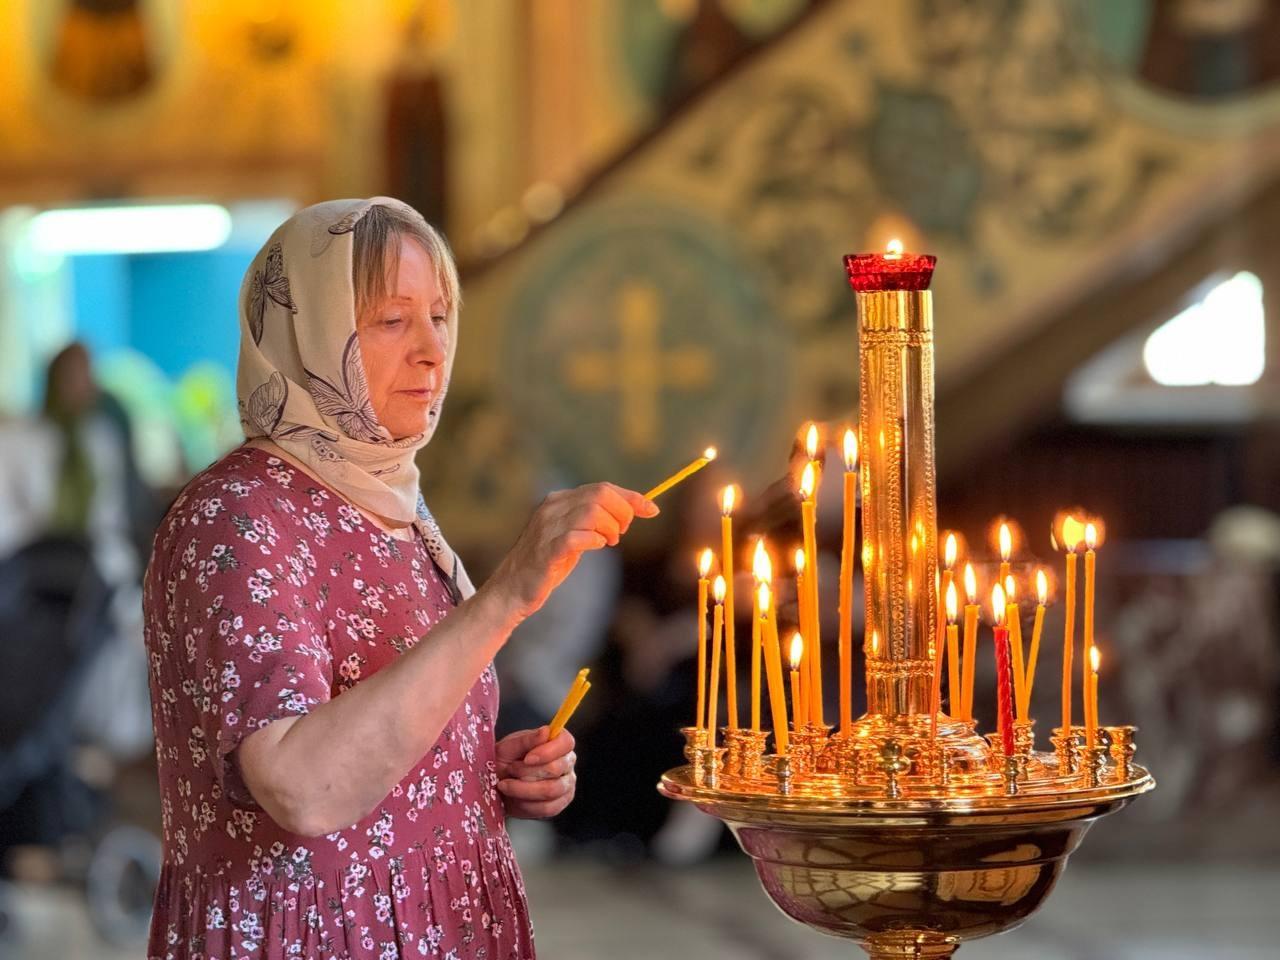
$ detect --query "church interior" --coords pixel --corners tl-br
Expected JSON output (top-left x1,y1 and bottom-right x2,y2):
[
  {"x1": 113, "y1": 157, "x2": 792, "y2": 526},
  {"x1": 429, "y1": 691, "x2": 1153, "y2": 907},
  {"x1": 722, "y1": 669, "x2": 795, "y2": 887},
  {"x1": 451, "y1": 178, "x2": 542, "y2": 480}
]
[{"x1": 0, "y1": 1, "x2": 1278, "y2": 957}]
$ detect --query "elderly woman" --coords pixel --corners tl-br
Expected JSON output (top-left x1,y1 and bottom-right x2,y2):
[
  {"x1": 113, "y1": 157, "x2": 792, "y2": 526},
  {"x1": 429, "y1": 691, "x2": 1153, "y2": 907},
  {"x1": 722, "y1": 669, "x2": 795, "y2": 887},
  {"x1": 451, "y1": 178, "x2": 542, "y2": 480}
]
[{"x1": 143, "y1": 198, "x2": 656, "y2": 960}]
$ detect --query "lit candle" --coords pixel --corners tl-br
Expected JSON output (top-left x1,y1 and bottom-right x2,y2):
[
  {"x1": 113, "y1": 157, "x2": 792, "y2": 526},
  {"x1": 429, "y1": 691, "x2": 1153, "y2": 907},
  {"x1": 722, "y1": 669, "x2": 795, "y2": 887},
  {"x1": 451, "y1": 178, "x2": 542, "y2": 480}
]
[
  {"x1": 695, "y1": 548, "x2": 713, "y2": 730},
  {"x1": 1086, "y1": 644, "x2": 1101, "y2": 749},
  {"x1": 644, "y1": 446, "x2": 717, "y2": 500},
  {"x1": 789, "y1": 631, "x2": 805, "y2": 732},
  {"x1": 1021, "y1": 568, "x2": 1048, "y2": 721},
  {"x1": 1060, "y1": 514, "x2": 1084, "y2": 737},
  {"x1": 992, "y1": 583, "x2": 1015, "y2": 756},
  {"x1": 793, "y1": 547, "x2": 811, "y2": 723},
  {"x1": 944, "y1": 581, "x2": 959, "y2": 718},
  {"x1": 751, "y1": 539, "x2": 770, "y2": 732},
  {"x1": 1005, "y1": 574, "x2": 1027, "y2": 723},
  {"x1": 941, "y1": 533, "x2": 959, "y2": 719},
  {"x1": 758, "y1": 581, "x2": 789, "y2": 755},
  {"x1": 1082, "y1": 522, "x2": 1098, "y2": 745},
  {"x1": 720, "y1": 486, "x2": 739, "y2": 730},
  {"x1": 998, "y1": 522, "x2": 1013, "y2": 586},
  {"x1": 838, "y1": 427, "x2": 858, "y2": 734},
  {"x1": 960, "y1": 562, "x2": 980, "y2": 721},
  {"x1": 799, "y1": 449, "x2": 824, "y2": 726},
  {"x1": 706, "y1": 575, "x2": 726, "y2": 739}
]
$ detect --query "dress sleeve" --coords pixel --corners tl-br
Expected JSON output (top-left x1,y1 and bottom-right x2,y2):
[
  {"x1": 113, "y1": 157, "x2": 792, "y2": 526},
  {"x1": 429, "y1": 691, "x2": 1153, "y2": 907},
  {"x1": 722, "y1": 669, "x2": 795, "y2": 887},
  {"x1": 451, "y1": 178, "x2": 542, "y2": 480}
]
[{"x1": 165, "y1": 503, "x2": 332, "y2": 809}]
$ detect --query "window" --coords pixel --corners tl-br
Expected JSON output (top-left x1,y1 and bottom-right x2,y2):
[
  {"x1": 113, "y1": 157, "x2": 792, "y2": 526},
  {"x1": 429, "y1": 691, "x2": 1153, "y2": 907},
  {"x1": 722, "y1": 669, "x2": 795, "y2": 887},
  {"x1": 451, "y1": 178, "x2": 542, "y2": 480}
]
[{"x1": 1142, "y1": 271, "x2": 1265, "y2": 387}]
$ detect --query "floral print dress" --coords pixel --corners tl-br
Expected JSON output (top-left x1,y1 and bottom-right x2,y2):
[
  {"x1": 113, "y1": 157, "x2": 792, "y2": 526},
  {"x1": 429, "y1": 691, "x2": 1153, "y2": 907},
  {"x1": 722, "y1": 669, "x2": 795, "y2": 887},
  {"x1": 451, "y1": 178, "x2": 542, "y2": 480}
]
[{"x1": 143, "y1": 447, "x2": 534, "y2": 959}]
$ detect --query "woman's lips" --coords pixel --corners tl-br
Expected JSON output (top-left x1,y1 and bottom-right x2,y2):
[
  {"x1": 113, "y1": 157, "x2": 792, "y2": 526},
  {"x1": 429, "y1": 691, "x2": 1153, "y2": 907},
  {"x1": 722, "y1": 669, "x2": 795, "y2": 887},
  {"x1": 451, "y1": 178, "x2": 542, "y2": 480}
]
[{"x1": 399, "y1": 388, "x2": 435, "y2": 402}]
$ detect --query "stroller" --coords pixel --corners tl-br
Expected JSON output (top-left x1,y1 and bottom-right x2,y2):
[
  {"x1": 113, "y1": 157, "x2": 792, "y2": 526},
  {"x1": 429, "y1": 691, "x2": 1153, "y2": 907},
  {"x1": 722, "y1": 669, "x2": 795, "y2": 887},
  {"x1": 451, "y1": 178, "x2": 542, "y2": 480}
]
[{"x1": 0, "y1": 535, "x2": 160, "y2": 948}]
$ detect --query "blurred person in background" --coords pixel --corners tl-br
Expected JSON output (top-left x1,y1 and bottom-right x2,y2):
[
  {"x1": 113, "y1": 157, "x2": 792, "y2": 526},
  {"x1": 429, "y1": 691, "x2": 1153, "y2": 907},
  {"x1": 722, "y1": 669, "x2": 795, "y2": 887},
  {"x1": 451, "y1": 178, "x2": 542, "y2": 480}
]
[{"x1": 142, "y1": 198, "x2": 658, "y2": 960}]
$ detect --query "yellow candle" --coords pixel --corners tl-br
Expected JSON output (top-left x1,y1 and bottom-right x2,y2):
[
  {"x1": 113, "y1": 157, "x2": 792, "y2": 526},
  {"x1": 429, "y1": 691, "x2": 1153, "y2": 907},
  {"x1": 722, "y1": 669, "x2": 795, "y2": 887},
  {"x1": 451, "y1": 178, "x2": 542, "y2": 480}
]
[
  {"x1": 960, "y1": 562, "x2": 979, "y2": 721},
  {"x1": 838, "y1": 429, "x2": 858, "y2": 734},
  {"x1": 1061, "y1": 515, "x2": 1083, "y2": 736},
  {"x1": 1086, "y1": 645, "x2": 1100, "y2": 749},
  {"x1": 793, "y1": 547, "x2": 811, "y2": 724},
  {"x1": 548, "y1": 679, "x2": 591, "y2": 739},
  {"x1": 644, "y1": 446, "x2": 717, "y2": 500},
  {"x1": 788, "y1": 631, "x2": 805, "y2": 731},
  {"x1": 945, "y1": 585, "x2": 960, "y2": 720},
  {"x1": 1005, "y1": 575, "x2": 1026, "y2": 722},
  {"x1": 759, "y1": 582, "x2": 788, "y2": 754},
  {"x1": 1022, "y1": 569, "x2": 1048, "y2": 721},
  {"x1": 720, "y1": 487, "x2": 739, "y2": 730},
  {"x1": 799, "y1": 460, "x2": 824, "y2": 726},
  {"x1": 998, "y1": 521, "x2": 1013, "y2": 587},
  {"x1": 549, "y1": 669, "x2": 589, "y2": 735},
  {"x1": 751, "y1": 540, "x2": 771, "y2": 732},
  {"x1": 1082, "y1": 522, "x2": 1097, "y2": 742},
  {"x1": 695, "y1": 549, "x2": 713, "y2": 730},
  {"x1": 707, "y1": 575, "x2": 726, "y2": 738}
]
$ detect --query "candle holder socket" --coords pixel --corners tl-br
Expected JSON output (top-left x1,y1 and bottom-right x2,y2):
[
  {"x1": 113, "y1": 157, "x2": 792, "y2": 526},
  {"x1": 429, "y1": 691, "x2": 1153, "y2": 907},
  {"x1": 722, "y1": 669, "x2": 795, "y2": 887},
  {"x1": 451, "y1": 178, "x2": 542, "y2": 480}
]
[
  {"x1": 693, "y1": 745, "x2": 725, "y2": 788},
  {"x1": 680, "y1": 726, "x2": 708, "y2": 763},
  {"x1": 1105, "y1": 725, "x2": 1137, "y2": 783}
]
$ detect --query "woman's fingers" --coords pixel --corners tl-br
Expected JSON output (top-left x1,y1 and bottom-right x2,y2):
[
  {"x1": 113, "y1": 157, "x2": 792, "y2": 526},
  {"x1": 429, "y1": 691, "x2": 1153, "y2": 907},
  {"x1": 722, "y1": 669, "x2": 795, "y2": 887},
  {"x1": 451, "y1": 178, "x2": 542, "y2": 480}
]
[
  {"x1": 526, "y1": 730, "x2": 574, "y2": 766},
  {"x1": 573, "y1": 502, "x2": 621, "y2": 545},
  {"x1": 502, "y1": 752, "x2": 575, "y2": 781},
  {"x1": 497, "y1": 772, "x2": 575, "y2": 802}
]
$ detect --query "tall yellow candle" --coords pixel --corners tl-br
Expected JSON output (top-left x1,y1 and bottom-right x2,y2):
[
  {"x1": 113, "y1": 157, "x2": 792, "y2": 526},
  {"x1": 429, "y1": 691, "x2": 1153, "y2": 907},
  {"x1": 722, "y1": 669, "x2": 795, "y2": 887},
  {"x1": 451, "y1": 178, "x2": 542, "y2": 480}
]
[
  {"x1": 942, "y1": 534, "x2": 959, "y2": 717},
  {"x1": 751, "y1": 540, "x2": 772, "y2": 732},
  {"x1": 788, "y1": 631, "x2": 805, "y2": 730},
  {"x1": 1021, "y1": 568, "x2": 1048, "y2": 721},
  {"x1": 759, "y1": 582, "x2": 788, "y2": 754},
  {"x1": 1082, "y1": 522, "x2": 1098, "y2": 742},
  {"x1": 1005, "y1": 575, "x2": 1026, "y2": 722},
  {"x1": 707, "y1": 575, "x2": 726, "y2": 738},
  {"x1": 794, "y1": 547, "x2": 811, "y2": 723},
  {"x1": 998, "y1": 521, "x2": 1013, "y2": 587},
  {"x1": 695, "y1": 549, "x2": 713, "y2": 730},
  {"x1": 1061, "y1": 515, "x2": 1083, "y2": 737},
  {"x1": 960, "y1": 562, "x2": 979, "y2": 721},
  {"x1": 799, "y1": 459, "x2": 824, "y2": 726},
  {"x1": 944, "y1": 581, "x2": 959, "y2": 719},
  {"x1": 720, "y1": 486, "x2": 739, "y2": 730},
  {"x1": 838, "y1": 428, "x2": 858, "y2": 734}
]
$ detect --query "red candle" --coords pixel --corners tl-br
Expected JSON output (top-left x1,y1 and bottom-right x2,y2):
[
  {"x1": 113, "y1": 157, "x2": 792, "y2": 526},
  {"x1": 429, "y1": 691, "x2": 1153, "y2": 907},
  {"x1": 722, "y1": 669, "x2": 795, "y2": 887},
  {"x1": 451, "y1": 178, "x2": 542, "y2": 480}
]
[{"x1": 992, "y1": 583, "x2": 1015, "y2": 756}]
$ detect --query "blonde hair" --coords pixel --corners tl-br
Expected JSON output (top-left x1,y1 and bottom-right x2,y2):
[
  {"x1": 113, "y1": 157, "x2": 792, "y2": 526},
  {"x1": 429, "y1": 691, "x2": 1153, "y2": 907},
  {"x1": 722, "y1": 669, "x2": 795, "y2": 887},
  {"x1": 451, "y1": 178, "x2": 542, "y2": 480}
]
[{"x1": 351, "y1": 203, "x2": 461, "y2": 321}]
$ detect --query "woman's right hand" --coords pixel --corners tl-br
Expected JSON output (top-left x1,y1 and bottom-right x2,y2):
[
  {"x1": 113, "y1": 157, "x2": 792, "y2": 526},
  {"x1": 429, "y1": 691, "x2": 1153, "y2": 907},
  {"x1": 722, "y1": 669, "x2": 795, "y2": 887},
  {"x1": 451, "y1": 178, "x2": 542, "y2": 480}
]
[{"x1": 487, "y1": 483, "x2": 659, "y2": 623}]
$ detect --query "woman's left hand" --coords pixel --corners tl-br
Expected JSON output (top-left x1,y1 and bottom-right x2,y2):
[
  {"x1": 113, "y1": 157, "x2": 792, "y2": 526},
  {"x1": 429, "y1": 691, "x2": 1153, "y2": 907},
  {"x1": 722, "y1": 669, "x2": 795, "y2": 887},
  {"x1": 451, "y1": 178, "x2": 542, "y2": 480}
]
[{"x1": 494, "y1": 727, "x2": 577, "y2": 819}]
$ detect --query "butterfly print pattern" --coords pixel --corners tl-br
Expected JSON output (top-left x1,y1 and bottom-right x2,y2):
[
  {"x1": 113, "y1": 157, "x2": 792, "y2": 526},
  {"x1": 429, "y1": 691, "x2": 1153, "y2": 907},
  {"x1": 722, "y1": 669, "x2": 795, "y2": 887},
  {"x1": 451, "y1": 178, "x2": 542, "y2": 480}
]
[{"x1": 248, "y1": 243, "x2": 297, "y2": 345}]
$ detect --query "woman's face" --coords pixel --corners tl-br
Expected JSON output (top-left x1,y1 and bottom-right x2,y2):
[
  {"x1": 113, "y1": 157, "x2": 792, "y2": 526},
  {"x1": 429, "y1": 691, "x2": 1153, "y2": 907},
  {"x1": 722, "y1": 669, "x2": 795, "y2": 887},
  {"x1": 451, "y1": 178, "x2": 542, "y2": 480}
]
[{"x1": 356, "y1": 236, "x2": 450, "y2": 440}]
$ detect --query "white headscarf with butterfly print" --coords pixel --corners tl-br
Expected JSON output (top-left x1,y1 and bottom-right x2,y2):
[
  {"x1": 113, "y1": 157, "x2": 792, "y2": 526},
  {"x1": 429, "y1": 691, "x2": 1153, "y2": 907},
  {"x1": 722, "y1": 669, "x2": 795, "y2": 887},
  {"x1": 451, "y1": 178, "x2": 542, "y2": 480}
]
[{"x1": 236, "y1": 197, "x2": 474, "y2": 600}]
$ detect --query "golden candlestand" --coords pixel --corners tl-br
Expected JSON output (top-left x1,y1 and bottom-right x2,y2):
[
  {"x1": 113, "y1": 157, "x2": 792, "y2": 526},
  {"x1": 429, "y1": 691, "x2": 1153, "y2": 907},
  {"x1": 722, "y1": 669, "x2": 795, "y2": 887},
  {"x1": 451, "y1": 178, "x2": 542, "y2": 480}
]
[{"x1": 660, "y1": 246, "x2": 1154, "y2": 958}]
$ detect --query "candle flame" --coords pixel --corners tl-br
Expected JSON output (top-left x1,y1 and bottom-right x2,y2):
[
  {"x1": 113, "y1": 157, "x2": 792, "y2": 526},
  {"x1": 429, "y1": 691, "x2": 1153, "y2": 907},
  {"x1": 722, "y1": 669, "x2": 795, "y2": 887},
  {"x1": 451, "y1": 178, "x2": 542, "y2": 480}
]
[
  {"x1": 885, "y1": 238, "x2": 904, "y2": 259},
  {"x1": 945, "y1": 580, "x2": 958, "y2": 623},
  {"x1": 1085, "y1": 522, "x2": 1098, "y2": 551},
  {"x1": 843, "y1": 428, "x2": 858, "y2": 471},
  {"x1": 963, "y1": 562, "x2": 977, "y2": 603},
  {"x1": 1004, "y1": 574, "x2": 1017, "y2": 602},
  {"x1": 698, "y1": 548, "x2": 714, "y2": 578},
  {"x1": 944, "y1": 532, "x2": 957, "y2": 570},
  {"x1": 1090, "y1": 645, "x2": 1101, "y2": 673},
  {"x1": 713, "y1": 575, "x2": 726, "y2": 604},
  {"x1": 999, "y1": 522, "x2": 1012, "y2": 562},
  {"x1": 992, "y1": 583, "x2": 1007, "y2": 625},
  {"x1": 799, "y1": 461, "x2": 816, "y2": 499},
  {"x1": 788, "y1": 631, "x2": 804, "y2": 670},
  {"x1": 752, "y1": 538, "x2": 772, "y2": 582},
  {"x1": 1036, "y1": 568, "x2": 1048, "y2": 605},
  {"x1": 804, "y1": 423, "x2": 819, "y2": 460},
  {"x1": 703, "y1": 446, "x2": 718, "y2": 461},
  {"x1": 794, "y1": 547, "x2": 806, "y2": 575},
  {"x1": 1061, "y1": 514, "x2": 1085, "y2": 552},
  {"x1": 721, "y1": 485, "x2": 736, "y2": 516},
  {"x1": 757, "y1": 582, "x2": 772, "y2": 615}
]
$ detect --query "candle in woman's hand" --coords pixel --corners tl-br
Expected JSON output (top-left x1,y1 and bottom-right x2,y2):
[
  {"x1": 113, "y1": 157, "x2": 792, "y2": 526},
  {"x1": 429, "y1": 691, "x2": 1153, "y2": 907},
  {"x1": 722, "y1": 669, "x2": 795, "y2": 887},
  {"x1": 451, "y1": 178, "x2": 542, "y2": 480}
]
[
  {"x1": 1021, "y1": 568, "x2": 1048, "y2": 721},
  {"x1": 645, "y1": 446, "x2": 717, "y2": 500},
  {"x1": 961, "y1": 562, "x2": 980, "y2": 721},
  {"x1": 707, "y1": 575, "x2": 726, "y2": 738},
  {"x1": 720, "y1": 486, "x2": 739, "y2": 731},
  {"x1": 695, "y1": 548, "x2": 714, "y2": 730},
  {"x1": 839, "y1": 427, "x2": 858, "y2": 734},
  {"x1": 992, "y1": 583, "x2": 1015, "y2": 756}
]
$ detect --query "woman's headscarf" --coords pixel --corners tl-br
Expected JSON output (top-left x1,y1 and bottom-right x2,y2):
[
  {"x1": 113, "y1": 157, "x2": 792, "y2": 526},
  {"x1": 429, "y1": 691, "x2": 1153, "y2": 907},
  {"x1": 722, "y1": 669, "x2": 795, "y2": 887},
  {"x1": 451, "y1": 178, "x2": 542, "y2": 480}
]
[{"x1": 236, "y1": 197, "x2": 474, "y2": 600}]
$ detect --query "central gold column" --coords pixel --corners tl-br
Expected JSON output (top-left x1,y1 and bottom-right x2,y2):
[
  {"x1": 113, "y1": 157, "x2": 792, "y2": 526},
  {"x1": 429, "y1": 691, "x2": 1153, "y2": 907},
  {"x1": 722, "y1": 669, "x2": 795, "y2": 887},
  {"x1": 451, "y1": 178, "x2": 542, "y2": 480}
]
[{"x1": 857, "y1": 289, "x2": 939, "y2": 717}]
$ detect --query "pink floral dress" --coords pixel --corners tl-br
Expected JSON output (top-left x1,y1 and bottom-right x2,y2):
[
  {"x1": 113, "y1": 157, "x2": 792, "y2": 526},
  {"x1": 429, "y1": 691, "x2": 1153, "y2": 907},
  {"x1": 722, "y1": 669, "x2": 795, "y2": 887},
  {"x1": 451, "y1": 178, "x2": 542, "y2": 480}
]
[{"x1": 143, "y1": 447, "x2": 534, "y2": 959}]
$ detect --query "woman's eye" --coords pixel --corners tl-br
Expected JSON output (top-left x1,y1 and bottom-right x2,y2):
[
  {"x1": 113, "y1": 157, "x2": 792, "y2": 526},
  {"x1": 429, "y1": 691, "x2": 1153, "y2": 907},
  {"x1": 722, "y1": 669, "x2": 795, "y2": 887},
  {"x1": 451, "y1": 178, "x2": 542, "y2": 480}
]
[
  {"x1": 383, "y1": 316, "x2": 403, "y2": 328},
  {"x1": 431, "y1": 315, "x2": 447, "y2": 325}
]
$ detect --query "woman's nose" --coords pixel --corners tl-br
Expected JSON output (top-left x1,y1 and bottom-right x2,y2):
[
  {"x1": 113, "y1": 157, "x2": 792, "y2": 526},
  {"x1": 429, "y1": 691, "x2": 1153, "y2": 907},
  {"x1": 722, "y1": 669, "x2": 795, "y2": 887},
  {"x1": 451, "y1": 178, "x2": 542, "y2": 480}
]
[{"x1": 411, "y1": 319, "x2": 447, "y2": 366}]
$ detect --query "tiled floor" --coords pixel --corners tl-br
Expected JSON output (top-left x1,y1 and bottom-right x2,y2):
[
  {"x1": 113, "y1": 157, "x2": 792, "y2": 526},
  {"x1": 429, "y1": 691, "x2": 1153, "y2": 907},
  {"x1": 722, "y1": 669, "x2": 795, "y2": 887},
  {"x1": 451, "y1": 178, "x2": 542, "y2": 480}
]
[{"x1": 2, "y1": 856, "x2": 1276, "y2": 959}]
